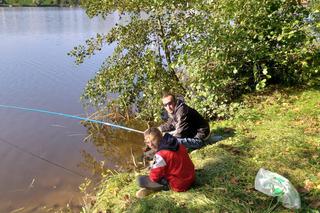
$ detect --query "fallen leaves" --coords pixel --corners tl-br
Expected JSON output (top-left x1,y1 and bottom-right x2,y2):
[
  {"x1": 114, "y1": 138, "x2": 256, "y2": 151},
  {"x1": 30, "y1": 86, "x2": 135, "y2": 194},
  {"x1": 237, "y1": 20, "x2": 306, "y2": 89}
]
[
  {"x1": 297, "y1": 185, "x2": 309, "y2": 194},
  {"x1": 291, "y1": 116, "x2": 320, "y2": 134},
  {"x1": 292, "y1": 107, "x2": 300, "y2": 112},
  {"x1": 223, "y1": 128, "x2": 235, "y2": 134},
  {"x1": 310, "y1": 199, "x2": 320, "y2": 209},
  {"x1": 304, "y1": 127, "x2": 320, "y2": 135},
  {"x1": 255, "y1": 121, "x2": 262, "y2": 125},
  {"x1": 218, "y1": 144, "x2": 242, "y2": 155},
  {"x1": 304, "y1": 180, "x2": 315, "y2": 191},
  {"x1": 230, "y1": 176, "x2": 239, "y2": 185}
]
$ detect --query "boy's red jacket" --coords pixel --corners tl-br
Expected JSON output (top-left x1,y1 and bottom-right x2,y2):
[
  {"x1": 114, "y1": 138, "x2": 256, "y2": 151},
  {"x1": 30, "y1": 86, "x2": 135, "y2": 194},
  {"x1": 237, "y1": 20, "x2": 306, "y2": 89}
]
[{"x1": 149, "y1": 133, "x2": 195, "y2": 192}]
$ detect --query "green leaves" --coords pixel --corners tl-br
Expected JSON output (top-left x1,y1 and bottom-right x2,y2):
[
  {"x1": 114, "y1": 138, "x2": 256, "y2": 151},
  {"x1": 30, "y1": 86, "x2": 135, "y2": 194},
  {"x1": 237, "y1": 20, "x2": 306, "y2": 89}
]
[
  {"x1": 68, "y1": 33, "x2": 107, "y2": 65},
  {"x1": 72, "y1": 0, "x2": 319, "y2": 120}
]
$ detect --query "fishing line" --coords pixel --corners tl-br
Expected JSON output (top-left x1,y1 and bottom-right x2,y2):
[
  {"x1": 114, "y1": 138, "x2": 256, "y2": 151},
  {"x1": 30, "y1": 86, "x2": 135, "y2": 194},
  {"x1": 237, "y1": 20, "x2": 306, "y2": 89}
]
[
  {"x1": 0, "y1": 104, "x2": 144, "y2": 134},
  {"x1": 0, "y1": 137, "x2": 85, "y2": 178},
  {"x1": 0, "y1": 104, "x2": 143, "y2": 177}
]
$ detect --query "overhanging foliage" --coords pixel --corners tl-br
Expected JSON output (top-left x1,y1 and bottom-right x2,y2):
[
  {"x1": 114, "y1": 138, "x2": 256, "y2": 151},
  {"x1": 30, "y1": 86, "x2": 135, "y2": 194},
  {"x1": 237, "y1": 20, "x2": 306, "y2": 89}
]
[{"x1": 69, "y1": 0, "x2": 319, "y2": 120}]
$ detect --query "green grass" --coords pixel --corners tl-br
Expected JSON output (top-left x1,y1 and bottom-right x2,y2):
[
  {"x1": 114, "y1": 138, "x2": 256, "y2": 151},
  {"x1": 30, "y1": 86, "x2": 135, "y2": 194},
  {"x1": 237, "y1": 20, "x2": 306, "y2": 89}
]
[{"x1": 81, "y1": 86, "x2": 320, "y2": 213}]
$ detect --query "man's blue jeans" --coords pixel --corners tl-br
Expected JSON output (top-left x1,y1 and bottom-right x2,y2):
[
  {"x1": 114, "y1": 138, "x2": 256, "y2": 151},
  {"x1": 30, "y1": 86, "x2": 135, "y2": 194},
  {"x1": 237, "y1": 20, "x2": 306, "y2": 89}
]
[{"x1": 176, "y1": 137, "x2": 205, "y2": 149}]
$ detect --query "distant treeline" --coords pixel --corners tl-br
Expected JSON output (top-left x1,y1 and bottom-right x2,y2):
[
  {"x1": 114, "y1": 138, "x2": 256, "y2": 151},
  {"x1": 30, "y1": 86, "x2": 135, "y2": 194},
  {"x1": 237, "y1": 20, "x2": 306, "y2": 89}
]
[{"x1": 0, "y1": 0, "x2": 79, "y2": 6}]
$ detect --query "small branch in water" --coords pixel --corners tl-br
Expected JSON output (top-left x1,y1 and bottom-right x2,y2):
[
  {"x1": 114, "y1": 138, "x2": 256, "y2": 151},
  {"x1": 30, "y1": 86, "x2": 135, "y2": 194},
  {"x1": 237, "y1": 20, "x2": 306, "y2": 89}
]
[
  {"x1": 68, "y1": 133, "x2": 87, "y2": 137},
  {"x1": 10, "y1": 207, "x2": 25, "y2": 213},
  {"x1": 130, "y1": 148, "x2": 138, "y2": 168},
  {"x1": 28, "y1": 178, "x2": 35, "y2": 189},
  {"x1": 83, "y1": 133, "x2": 92, "y2": 142},
  {"x1": 50, "y1": 124, "x2": 67, "y2": 128}
]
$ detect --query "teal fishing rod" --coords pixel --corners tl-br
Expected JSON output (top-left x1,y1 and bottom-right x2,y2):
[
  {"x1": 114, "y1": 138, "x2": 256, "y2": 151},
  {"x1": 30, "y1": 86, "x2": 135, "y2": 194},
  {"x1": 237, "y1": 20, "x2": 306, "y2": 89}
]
[{"x1": 0, "y1": 104, "x2": 144, "y2": 134}]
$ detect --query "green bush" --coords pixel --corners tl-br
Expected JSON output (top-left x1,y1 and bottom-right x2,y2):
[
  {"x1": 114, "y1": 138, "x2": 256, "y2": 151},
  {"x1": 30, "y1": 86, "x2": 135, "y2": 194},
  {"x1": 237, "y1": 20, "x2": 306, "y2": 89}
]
[
  {"x1": 182, "y1": 0, "x2": 320, "y2": 119},
  {"x1": 70, "y1": 0, "x2": 319, "y2": 120}
]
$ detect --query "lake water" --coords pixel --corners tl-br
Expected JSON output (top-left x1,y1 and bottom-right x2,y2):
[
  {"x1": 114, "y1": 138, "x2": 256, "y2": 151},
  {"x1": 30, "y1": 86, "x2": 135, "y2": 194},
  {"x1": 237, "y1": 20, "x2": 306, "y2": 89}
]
[{"x1": 0, "y1": 7, "x2": 144, "y2": 212}]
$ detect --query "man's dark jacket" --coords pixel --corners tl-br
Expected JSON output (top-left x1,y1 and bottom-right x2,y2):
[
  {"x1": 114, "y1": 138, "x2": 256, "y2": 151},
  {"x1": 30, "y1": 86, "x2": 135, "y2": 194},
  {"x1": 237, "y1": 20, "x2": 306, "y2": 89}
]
[{"x1": 159, "y1": 100, "x2": 210, "y2": 140}]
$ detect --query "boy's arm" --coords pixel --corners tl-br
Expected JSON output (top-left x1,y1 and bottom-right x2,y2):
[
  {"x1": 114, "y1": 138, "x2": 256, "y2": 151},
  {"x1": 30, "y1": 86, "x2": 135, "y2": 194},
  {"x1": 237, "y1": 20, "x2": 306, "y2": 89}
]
[{"x1": 149, "y1": 153, "x2": 167, "y2": 182}]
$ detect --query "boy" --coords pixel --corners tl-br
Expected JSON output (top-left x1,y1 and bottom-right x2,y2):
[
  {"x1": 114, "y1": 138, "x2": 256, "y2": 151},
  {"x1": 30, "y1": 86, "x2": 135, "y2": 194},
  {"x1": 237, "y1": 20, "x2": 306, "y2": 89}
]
[{"x1": 136, "y1": 127, "x2": 195, "y2": 198}]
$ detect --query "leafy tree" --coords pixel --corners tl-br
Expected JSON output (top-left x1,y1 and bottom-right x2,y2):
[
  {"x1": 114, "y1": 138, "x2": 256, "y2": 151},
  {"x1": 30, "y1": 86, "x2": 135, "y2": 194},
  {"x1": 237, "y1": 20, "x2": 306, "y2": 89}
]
[
  {"x1": 33, "y1": 0, "x2": 44, "y2": 6},
  {"x1": 70, "y1": 0, "x2": 319, "y2": 120},
  {"x1": 181, "y1": 0, "x2": 320, "y2": 118},
  {"x1": 70, "y1": 1, "x2": 193, "y2": 120}
]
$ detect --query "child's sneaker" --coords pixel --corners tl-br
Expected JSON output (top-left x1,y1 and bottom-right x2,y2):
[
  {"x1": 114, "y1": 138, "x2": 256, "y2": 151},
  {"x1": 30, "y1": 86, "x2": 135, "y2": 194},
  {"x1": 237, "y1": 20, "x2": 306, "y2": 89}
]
[{"x1": 136, "y1": 188, "x2": 153, "y2": 198}]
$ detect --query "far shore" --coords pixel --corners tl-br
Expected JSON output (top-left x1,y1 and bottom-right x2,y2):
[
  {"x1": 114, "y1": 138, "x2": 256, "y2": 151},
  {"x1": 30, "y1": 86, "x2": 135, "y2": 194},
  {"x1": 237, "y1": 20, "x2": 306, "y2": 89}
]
[{"x1": 0, "y1": 4, "x2": 79, "y2": 7}]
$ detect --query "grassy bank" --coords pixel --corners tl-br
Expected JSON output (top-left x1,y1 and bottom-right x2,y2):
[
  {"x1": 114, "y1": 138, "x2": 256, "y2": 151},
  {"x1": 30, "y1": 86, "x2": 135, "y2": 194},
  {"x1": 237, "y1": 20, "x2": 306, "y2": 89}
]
[{"x1": 81, "y1": 86, "x2": 320, "y2": 213}]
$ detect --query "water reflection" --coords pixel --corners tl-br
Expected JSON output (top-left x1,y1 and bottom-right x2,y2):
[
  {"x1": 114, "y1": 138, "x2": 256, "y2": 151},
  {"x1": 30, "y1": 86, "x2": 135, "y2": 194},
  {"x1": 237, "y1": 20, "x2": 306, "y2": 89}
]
[{"x1": 78, "y1": 118, "x2": 146, "y2": 178}]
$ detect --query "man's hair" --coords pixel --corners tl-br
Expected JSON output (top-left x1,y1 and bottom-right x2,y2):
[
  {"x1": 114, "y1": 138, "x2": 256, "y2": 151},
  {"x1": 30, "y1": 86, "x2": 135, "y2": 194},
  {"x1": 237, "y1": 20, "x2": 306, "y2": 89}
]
[
  {"x1": 162, "y1": 92, "x2": 176, "y2": 102},
  {"x1": 144, "y1": 127, "x2": 162, "y2": 148}
]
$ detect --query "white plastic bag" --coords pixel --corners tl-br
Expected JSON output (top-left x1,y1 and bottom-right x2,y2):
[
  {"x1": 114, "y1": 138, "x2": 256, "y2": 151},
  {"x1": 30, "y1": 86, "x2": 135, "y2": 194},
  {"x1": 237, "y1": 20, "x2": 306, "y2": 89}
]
[{"x1": 254, "y1": 168, "x2": 301, "y2": 209}]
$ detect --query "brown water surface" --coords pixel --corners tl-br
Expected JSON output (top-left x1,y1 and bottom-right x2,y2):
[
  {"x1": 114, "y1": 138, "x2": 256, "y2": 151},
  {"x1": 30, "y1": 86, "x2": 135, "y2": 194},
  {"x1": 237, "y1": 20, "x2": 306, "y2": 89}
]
[{"x1": 0, "y1": 7, "x2": 144, "y2": 212}]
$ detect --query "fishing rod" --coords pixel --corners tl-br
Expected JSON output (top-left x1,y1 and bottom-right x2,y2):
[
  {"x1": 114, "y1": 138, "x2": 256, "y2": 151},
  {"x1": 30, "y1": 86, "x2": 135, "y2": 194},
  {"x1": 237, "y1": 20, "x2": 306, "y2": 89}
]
[
  {"x1": 0, "y1": 104, "x2": 144, "y2": 134},
  {"x1": 0, "y1": 104, "x2": 143, "y2": 177}
]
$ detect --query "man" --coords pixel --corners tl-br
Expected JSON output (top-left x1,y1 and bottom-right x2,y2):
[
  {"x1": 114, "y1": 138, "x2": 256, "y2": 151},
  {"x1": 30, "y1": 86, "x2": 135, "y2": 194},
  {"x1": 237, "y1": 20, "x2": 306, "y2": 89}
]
[
  {"x1": 159, "y1": 93, "x2": 210, "y2": 149},
  {"x1": 136, "y1": 127, "x2": 195, "y2": 198}
]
